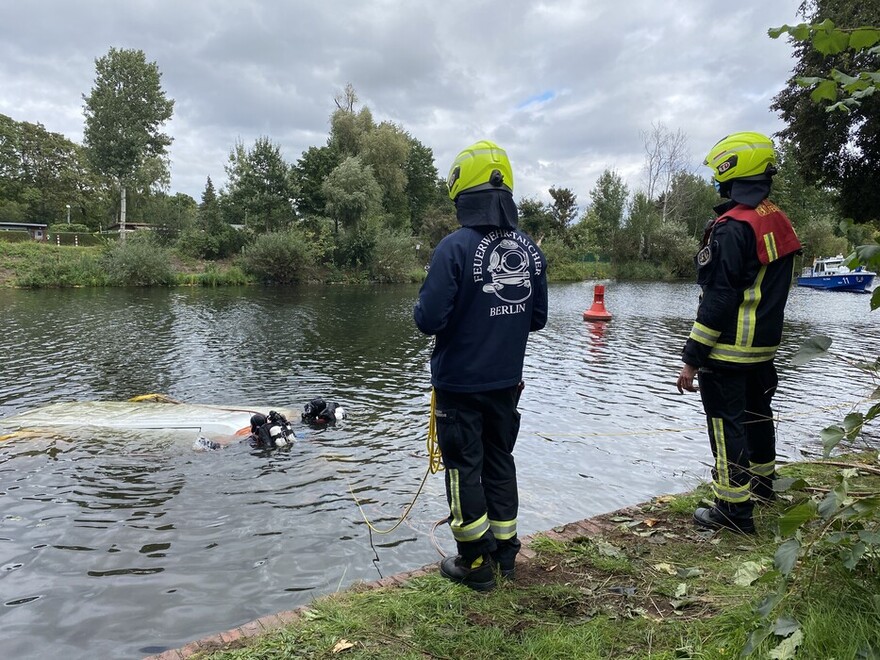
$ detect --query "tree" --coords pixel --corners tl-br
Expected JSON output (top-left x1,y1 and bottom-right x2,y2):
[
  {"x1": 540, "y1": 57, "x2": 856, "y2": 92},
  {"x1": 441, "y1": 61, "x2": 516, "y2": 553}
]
[
  {"x1": 223, "y1": 137, "x2": 296, "y2": 233},
  {"x1": 359, "y1": 121, "x2": 411, "y2": 225},
  {"x1": 292, "y1": 145, "x2": 340, "y2": 217},
  {"x1": 548, "y1": 186, "x2": 578, "y2": 244},
  {"x1": 321, "y1": 156, "x2": 382, "y2": 233},
  {"x1": 770, "y1": 2, "x2": 880, "y2": 222},
  {"x1": 641, "y1": 122, "x2": 689, "y2": 221},
  {"x1": 404, "y1": 138, "x2": 442, "y2": 235},
  {"x1": 0, "y1": 113, "x2": 102, "y2": 227},
  {"x1": 588, "y1": 169, "x2": 629, "y2": 258},
  {"x1": 82, "y1": 47, "x2": 174, "y2": 238},
  {"x1": 625, "y1": 191, "x2": 662, "y2": 261},
  {"x1": 329, "y1": 86, "x2": 374, "y2": 158},
  {"x1": 517, "y1": 197, "x2": 554, "y2": 244},
  {"x1": 662, "y1": 171, "x2": 718, "y2": 239}
]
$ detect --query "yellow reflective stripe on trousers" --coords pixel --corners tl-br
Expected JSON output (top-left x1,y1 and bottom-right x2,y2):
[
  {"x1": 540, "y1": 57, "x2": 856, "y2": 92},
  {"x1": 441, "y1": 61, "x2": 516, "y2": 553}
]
[
  {"x1": 712, "y1": 418, "x2": 729, "y2": 486},
  {"x1": 452, "y1": 514, "x2": 489, "y2": 543},
  {"x1": 712, "y1": 482, "x2": 750, "y2": 503},
  {"x1": 711, "y1": 417, "x2": 750, "y2": 502},
  {"x1": 735, "y1": 266, "x2": 765, "y2": 346},
  {"x1": 749, "y1": 460, "x2": 776, "y2": 477},
  {"x1": 489, "y1": 518, "x2": 517, "y2": 540},
  {"x1": 708, "y1": 343, "x2": 778, "y2": 364},
  {"x1": 448, "y1": 469, "x2": 490, "y2": 542},
  {"x1": 689, "y1": 322, "x2": 721, "y2": 346}
]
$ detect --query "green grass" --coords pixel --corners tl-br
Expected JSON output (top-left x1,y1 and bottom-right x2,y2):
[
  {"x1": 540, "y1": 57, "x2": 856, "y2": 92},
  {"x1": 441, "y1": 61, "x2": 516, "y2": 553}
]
[
  {"x1": 0, "y1": 240, "x2": 250, "y2": 288},
  {"x1": 190, "y1": 454, "x2": 880, "y2": 659}
]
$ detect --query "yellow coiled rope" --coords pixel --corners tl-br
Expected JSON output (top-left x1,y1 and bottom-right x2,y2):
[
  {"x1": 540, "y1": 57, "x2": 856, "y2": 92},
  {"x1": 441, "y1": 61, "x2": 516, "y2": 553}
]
[
  {"x1": 427, "y1": 388, "x2": 443, "y2": 474},
  {"x1": 350, "y1": 389, "x2": 442, "y2": 534}
]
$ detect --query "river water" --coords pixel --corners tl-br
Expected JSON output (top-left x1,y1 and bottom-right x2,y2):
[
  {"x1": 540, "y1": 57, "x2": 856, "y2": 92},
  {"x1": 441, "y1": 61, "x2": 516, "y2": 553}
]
[{"x1": 0, "y1": 281, "x2": 876, "y2": 658}]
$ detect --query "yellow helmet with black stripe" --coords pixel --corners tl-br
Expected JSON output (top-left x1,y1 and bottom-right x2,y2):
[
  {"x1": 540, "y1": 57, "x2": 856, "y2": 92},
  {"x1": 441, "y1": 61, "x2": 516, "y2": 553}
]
[
  {"x1": 704, "y1": 132, "x2": 776, "y2": 183},
  {"x1": 446, "y1": 140, "x2": 514, "y2": 201}
]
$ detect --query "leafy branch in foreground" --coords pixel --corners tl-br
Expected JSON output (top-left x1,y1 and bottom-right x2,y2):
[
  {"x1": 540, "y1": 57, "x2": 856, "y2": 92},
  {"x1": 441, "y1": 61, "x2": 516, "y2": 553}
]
[
  {"x1": 742, "y1": 245, "x2": 880, "y2": 656},
  {"x1": 769, "y1": 20, "x2": 880, "y2": 112}
]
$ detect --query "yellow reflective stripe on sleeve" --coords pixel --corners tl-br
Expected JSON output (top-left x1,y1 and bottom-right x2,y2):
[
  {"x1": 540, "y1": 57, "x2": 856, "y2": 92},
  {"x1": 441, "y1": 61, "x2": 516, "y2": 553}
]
[
  {"x1": 452, "y1": 514, "x2": 489, "y2": 543},
  {"x1": 736, "y1": 266, "x2": 765, "y2": 346},
  {"x1": 689, "y1": 322, "x2": 721, "y2": 346},
  {"x1": 763, "y1": 232, "x2": 778, "y2": 262},
  {"x1": 489, "y1": 519, "x2": 517, "y2": 540},
  {"x1": 708, "y1": 343, "x2": 779, "y2": 363},
  {"x1": 749, "y1": 461, "x2": 776, "y2": 477}
]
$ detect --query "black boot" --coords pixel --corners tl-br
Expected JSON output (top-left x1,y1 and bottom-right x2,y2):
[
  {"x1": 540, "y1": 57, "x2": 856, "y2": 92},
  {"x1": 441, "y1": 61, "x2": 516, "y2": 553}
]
[
  {"x1": 751, "y1": 474, "x2": 777, "y2": 505},
  {"x1": 491, "y1": 538, "x2": 520, "y2": 580},
  {"x1": 693, "y1": 501, "x2": 755, "y2": 534},
  {"x1": 439, "y1": 554, "x2": 496, "y2": 591},
  {"x1": 490, "y1": 553, "x2": 516, "y2": 580}
]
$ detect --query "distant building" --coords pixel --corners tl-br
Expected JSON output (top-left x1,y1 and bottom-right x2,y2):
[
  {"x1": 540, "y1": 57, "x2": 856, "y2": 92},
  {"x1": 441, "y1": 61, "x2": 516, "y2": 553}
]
[
  {"x1": 104, "y1": 222, "x2": 155, "y2": 233},
  {"x1": 0, "y1": 222, "x2": 48, "y2": 241}
]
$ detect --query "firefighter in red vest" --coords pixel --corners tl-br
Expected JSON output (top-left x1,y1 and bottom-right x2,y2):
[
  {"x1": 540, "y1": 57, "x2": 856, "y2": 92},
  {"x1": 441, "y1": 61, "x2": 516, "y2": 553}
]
[{"x1": 677, "y1": 132, "x2": 801, "y2": 534}]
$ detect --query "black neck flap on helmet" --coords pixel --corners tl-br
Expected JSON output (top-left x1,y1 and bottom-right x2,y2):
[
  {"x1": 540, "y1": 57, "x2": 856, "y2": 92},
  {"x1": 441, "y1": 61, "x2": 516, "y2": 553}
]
[
  {"x1": 718, "y1": 175, "x2": 774, "y2": 210},
  {"x1": 454, "y1": 188, "x2": 519, "y2": 230}
]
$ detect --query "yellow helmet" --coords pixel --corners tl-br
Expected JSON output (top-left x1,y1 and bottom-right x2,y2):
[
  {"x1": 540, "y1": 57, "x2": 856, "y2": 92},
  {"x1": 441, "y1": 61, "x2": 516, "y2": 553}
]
[
  {"x1": 704, "y1": 132, "x2": 776, "y2": 183},
  {"x1": 446, "y1": 140, "x2": 514, "y2": 201}
]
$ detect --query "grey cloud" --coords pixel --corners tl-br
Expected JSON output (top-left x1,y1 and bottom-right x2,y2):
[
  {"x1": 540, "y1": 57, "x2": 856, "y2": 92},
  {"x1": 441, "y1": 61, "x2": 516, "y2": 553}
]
[{"x1": 0, "y1": 0, "x2": 803, "y2": 203}]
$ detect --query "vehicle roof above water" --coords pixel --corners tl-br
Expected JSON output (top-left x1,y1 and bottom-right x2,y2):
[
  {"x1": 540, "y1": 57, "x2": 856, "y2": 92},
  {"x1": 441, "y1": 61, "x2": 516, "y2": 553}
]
[{"x1": 1, "y1": 401, "x2": 296, "y2": 437}]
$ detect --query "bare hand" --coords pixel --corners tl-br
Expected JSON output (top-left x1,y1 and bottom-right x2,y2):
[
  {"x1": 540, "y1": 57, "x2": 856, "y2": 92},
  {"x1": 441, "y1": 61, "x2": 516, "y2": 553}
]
[{"x1": 677, "y1": 364, "x2": 699, "y2": 393}]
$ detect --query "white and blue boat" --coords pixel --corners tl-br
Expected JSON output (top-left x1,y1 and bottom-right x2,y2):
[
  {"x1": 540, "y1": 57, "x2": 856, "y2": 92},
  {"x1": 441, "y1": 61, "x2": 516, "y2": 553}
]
[{"x1": 797, "y1": 254, "x2": 876, "y2": 292}]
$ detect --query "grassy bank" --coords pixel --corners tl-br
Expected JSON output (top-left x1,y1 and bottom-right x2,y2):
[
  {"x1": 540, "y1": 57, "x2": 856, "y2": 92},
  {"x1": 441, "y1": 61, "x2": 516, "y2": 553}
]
[
  {"x1": 0, "y1": 239, "x2": 611, "y2": 288},
  {"x1": 177, "y1": 454, "x2": 880, "y2": 660},
  {"x1": 0, "y1": 240, "x2": 251, "y2": 288}
]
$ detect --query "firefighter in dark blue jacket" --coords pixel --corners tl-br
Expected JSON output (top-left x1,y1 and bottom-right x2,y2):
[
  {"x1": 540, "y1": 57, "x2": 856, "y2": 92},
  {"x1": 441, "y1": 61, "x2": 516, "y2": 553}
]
[
  {"x1": 414, "y1": 140, "x2": 548, "y2": 590},
  {"x1": 677, "y1": 132, "x2": 801, "y2": 534}
]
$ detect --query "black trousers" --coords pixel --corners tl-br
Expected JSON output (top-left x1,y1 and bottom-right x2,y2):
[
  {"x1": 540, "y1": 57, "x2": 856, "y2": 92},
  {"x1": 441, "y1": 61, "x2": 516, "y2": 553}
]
[
  {"x1": 433, "y1": 385, "x2": 521, "y2": 564},
  {"x1": 698, "y1": 361, "x2": 778, "y2": 508}
]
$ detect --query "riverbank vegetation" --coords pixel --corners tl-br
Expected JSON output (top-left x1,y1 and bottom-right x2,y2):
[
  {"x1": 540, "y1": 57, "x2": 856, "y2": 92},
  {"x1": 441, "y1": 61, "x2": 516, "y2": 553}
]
[
  {"x1": 2, "y1": 3, "x2": 878, "y2": 290},
  {"x1": 182, "y1": 454, "x2": 879, "y2": 660}
]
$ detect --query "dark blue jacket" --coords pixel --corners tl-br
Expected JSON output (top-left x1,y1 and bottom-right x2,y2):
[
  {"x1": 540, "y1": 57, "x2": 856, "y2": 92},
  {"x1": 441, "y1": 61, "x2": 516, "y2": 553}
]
[{"x1": 414, "y1": 200, "x2": 548, "y2": 392}]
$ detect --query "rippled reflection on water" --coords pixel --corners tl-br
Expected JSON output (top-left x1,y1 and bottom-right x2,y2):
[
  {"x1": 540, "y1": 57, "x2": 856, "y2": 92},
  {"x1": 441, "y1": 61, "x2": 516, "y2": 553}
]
[{"x1": 0, "y1": 282, "x2": 876, "y2": 658}]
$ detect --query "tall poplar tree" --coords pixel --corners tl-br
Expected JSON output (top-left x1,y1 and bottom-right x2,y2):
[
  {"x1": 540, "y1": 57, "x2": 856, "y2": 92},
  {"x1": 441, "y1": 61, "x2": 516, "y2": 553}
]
[{"x1": 83, "y1": 47, "x2": 174, "y2": 238}]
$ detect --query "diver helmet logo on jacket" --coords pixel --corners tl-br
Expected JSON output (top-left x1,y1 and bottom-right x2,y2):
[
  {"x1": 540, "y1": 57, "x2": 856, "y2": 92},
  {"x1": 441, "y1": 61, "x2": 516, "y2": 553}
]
[{"x1": 482, "y1": 238, "x2": 532, "y2": 303}]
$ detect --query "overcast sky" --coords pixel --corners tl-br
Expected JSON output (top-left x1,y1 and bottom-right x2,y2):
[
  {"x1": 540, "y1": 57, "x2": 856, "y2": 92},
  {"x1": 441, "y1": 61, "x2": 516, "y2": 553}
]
[{"x1": 0, "y1": 0, "x2": 804, "y2": 208}]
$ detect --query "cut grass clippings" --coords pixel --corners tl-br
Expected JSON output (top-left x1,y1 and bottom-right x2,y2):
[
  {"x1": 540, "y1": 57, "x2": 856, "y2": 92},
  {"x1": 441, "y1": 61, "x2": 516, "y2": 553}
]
[{"x1": 181, "y1": 453, "x2": 880, "y2": 660}]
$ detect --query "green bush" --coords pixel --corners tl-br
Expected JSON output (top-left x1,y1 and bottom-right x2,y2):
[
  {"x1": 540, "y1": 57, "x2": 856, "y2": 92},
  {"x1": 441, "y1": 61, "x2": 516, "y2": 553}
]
[
  {"x1": 538, "y1": 236, "x2": 610, "y2": 282},
  {"x1": 0, "y1": 231, "x2": 34, "y2": 243},
  {"x1": 15, "y1": 247, "x2": 108, "y2": 288},
  {"x1": 238, "y1": 229, "x2": 323, "y2": 284},
  {"x1": 650, "y1": 222, "x2": 698, "y2": 278},
  {"x1": 334, "y1": 226, "x2": 376, "y2": 270},
  {"x1": 176, "y1": 264, "x2": 251, "y2": 287},
  {"x1": 550, "y1": 261, "x2": 610, "y2": 281},
  {"x1": 613, "y1": 259, "x2": 672, "y2": 280},
  {"x1": 370, "y1": 229, "x2": 420, "y2": 283},
  {"x1": 176, "y1": 225, "x2": 247, "y2": 260},
  {"x1": 49, "y1": 223, "x2": 91, "y2": 233},
  {"x1": 101, "y1": 234, "x2": 175, "y2": 286}
]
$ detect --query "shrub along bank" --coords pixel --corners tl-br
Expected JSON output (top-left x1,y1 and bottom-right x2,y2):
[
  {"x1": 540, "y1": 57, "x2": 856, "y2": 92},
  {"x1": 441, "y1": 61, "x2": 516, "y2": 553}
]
[{"x1": 0, "y1": 234, "x2": 611, "y2": 288}]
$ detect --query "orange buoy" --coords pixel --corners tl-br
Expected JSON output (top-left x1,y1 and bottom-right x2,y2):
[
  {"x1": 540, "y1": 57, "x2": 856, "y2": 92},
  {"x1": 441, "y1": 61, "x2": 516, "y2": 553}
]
[{"x1": 582, "y1": 285, "x2": 612, "y2": 321}]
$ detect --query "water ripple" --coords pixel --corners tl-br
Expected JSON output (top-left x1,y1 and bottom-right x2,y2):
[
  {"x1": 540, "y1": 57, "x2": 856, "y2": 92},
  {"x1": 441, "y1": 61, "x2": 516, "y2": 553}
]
[{"x1": 0, "y1": 282, "x2": 876, "y2": 658}]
